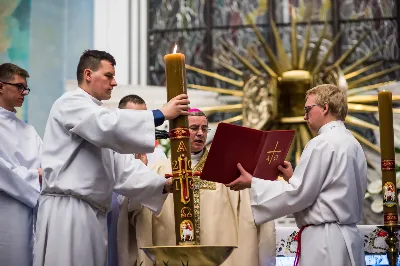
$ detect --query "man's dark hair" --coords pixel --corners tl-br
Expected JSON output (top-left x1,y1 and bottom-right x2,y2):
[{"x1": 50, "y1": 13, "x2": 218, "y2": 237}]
[
  {"x1": 118, "y1": 94, "x2": 146, "y2": 109},
  {"x1": 76, "y1": 50, "x2": 116, "y2": 84},
  {"x1": 0, "y1": 63, "x2": 29, "y2": 82}
]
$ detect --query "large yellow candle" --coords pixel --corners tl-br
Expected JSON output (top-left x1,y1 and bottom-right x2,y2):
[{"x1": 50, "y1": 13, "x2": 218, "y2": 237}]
[
  {"x1": 164, "y1": 45, "x2": 197, "y2": 245},
  {"x1": 378, "y1": 90, "x2": 398, "y2": 225}
]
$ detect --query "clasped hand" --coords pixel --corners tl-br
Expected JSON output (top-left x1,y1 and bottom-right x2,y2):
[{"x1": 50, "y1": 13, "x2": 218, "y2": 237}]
[{"x1": 163, "y1": 178, "x2": 173, "y2": 193}]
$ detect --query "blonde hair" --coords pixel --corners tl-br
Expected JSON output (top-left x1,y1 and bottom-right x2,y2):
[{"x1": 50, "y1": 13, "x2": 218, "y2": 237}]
[{"x1": 306, "y1": 84, "x2": 348, "y2": 120}]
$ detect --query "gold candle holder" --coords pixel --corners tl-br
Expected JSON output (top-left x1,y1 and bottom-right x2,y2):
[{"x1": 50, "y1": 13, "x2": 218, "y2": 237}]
[{"x1": 377, "y1": 225, "x2": 400, "y2": 266}]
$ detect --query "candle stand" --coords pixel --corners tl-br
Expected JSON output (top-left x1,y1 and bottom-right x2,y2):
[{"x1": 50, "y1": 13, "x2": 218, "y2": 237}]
[
  {"x1": 141, "y1": 45, "x2": 235, "y2": 265},
  {"x1": 378, "y1": 91, "x2": 399, "y2": 266},
  {"x1": 377, "y1": 225, "x2": 400, "y2": 266}
]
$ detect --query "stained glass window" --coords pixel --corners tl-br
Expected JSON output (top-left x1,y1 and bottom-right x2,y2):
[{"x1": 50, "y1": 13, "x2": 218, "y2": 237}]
[
  {"x1": 340, "y1": 0, "x2": 396, "y2": 19},
  {"x1": 148, "y1": 0, "x2": 400, "y2": 84},
  {"x1": 149, "y1": 0, "x2": 206, "y2": 30},
  {"x1": 212, "y1": 0, "x2": 269, "y2": 26},
  {"x1": 148, "y1": 0, "x2": 400, "y2": 225}
]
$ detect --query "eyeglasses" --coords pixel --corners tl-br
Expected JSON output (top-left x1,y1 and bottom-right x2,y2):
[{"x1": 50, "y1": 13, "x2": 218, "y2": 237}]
[
  {"x1": 189, "y1": 125, "x2": 210, "y2": 133},
  {"x1": 1, "y1": 81, "x2": 30, "y2": 94},
  {"x1": 304, "y1": 104, "x2": 318, "y2": 118}
]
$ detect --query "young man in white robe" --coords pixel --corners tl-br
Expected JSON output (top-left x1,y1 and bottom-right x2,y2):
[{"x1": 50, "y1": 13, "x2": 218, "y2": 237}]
[
  {"x1": 118, "y1": 109, "x2": 276, "y2": 266},
  {"x1": 107, "y1": 94, "x2": 168, "y2": 266},
  {"x1": 228, "y1": 84, "x2": 368, "y2": 266},
  {"x1": 0, "y1": 63, "x2": 42, "y2": 266},
  {"x1": 33, "y1": 50, "x2": 190, "y2": 266}
]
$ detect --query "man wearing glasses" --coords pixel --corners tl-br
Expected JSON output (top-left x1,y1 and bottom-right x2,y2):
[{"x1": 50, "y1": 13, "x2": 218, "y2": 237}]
[
  {"x1": 120, "y1": 108, "x2": 276, "y2": 266},
  {"x1": 228, "y1": 84, "x2": 367, "y2": 266},
  {"x1": 0, "y1": 63, "x2": 42, "y2": 266}
]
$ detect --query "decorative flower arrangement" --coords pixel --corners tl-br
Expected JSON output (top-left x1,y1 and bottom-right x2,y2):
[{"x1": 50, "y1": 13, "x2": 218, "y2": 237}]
[
  {"x1": 276, "y1": 230, "x2": 299, "y2": 256},
  {"x1": 158, "y1": 138, "x2": 171, "y2": 157},
  {"x1": 157, "y1": 123, "x2": 171, "y2": 157},
  {"x1": 364, "y1": 228, "x2": 391, "y2": 254}
]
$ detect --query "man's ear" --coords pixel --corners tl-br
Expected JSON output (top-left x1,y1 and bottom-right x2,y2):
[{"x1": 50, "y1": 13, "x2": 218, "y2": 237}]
[
  {"x1": 0, "y1": 83, "x2": 3, "y2": 94},
  {"x1": 83, "y1": 69, "x2": 92, "y2": 82},
  {"x1": 323, "y1": 103, "x2": 329, "y2": 115}
]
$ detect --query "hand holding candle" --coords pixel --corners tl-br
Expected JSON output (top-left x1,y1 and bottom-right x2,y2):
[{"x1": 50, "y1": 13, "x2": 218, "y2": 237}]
[
  {"x1": 378, "y1": 90, "x2": 398, "y2": 225},
  {"x1": 160, "y1": 94, "x2": 190, "y2": 119}
]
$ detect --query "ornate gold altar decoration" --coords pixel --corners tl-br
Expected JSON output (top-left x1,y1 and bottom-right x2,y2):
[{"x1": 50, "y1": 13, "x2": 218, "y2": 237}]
[
  {"x1": 186, "y1": 10, "x2": 400, "y2": 193},
  {"x1": 186, "y1": 6, "x2": 400, "y2": 266},
  {"x1": 187, "y1": 18, "x2": 400, "y2": 160}
]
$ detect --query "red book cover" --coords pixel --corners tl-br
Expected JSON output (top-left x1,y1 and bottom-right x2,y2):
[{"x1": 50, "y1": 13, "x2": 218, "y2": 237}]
[{"x1": 200, "y1": 123, "x2": 295, "y2": 184}]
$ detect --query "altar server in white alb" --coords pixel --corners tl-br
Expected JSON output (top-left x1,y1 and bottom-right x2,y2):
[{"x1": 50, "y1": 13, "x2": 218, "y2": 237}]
[
  {"x1": 228, "y1": 84, "x2": 367, "y2": 266},
  {"x1": 34, "y1": 50, "x2": 190, "y2": 266},
  {"x1": 0, "y1": 63, "x2": 42, "y2": 266}
]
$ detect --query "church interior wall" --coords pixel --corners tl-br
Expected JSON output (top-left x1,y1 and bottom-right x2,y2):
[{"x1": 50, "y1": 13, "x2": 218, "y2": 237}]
[{"x1": 2, "y1": 0, "x2": 400, "y2": 231}]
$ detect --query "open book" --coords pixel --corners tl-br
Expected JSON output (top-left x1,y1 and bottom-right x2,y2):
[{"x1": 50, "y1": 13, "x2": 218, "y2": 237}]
[{"x1": 200, "y1": 123, "x2": 295, "y2": 184}]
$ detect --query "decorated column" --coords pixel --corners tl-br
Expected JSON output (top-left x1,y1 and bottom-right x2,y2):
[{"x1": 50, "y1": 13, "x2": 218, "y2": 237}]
[
  {"x1": 378, "y1": 90, "x2": 400, "y2": 266},
  {"x1": 164, "y1": 45, "x2": 197, "y2": 245},
  {"x1": 378, "y1": 90, "x2": 398, "y2": 225}
]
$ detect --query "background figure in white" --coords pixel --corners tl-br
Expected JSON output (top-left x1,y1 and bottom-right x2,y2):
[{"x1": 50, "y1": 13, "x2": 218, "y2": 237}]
[
  {"x1": 228, "y1": 84, "x2": 367, "y2": 266},
  {"x1": 0, "y1": 63, "x2": 42, "y2": 266},
  {"x1": 34, "y1": 50, "x2": 189, "y2": 266},
  {"x1": 118, "y1": 94, "x2": 168, "y2": 166},
  {"x1": 107, "y1": 94, "x2": 168, "y2": 266}
]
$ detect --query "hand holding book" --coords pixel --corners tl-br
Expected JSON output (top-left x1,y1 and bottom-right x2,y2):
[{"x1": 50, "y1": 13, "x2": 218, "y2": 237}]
[{"x1": 277, "y1": 161, "x2": 293, "y2": 182}]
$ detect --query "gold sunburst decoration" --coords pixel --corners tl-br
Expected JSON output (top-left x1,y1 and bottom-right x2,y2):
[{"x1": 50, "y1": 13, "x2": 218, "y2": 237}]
[{"x1": 185, "y1": 7, "x2": 400, "y2": 169}]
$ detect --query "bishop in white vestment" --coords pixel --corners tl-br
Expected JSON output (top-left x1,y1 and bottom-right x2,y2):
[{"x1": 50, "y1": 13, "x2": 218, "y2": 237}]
[
  {"x1": 0, "y1": 63, "x2": 42, "y2": 266},
  {"x1": 228, "y1": 84, "x2": 368, "y2": 266},
  {"x1": 118, "y1": 109, "x2": 276, "y2": 266}
]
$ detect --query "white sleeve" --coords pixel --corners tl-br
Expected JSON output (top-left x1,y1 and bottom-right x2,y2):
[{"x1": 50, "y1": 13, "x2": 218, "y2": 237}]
[
  {"x1": 14, "y1": 132, "x2": 43, "y2": 192},
  {"x1": 10, "y1": 165, "x2": 41, "y2": 192},
  {"x1": 250, "y1": 142, "x2": 333, "y2": 224},
  {"x1": 59, "y1": 96, "x2": 156, "y2": 154},
  {"x1": 0, "y1": 158, "x2": 40, "y2": 208},
  {"x1": 112, "y1": 153, "x2": 167, "y2": 215}
]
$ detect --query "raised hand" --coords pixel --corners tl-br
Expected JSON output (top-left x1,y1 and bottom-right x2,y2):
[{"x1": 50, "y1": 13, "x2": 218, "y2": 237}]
[
  {"x1": 161, "y1": 94, "x2": 190, "y2": 120},
  {"x1": 225, "y1": 163, "x2": 253, "y2": 191}
]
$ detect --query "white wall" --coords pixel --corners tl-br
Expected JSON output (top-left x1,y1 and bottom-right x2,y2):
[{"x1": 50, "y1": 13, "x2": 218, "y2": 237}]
[
  {"x1": 29, "y1": 0, "x2": 94, "y2": 136},
  {"x1": 93, "y1": 0, "x2": 148, "y2": 86}
]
